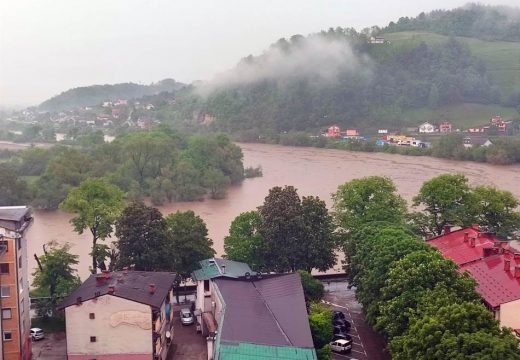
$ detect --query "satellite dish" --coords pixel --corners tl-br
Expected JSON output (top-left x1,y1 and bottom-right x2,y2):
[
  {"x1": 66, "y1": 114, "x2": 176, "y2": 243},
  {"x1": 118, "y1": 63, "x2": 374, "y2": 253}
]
[
  {"x1": 256, "y1": 272, "x2": 262, "y2": 279},
  {"x1": 165, "y1": 331, "x2": 171, "y2": 339}
]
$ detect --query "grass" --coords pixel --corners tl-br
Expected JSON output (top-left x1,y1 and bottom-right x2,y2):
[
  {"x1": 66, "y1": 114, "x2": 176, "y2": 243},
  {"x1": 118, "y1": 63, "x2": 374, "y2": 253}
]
[
  {"x1": 402, "y1": 102, "x2": 519, "y2": 129},
  {"x1": 21, "y1": 175, "x2": 39, "y2": 187},
  {"x1": 384, "y1": 31, "x2": 520, "y2": 100}
]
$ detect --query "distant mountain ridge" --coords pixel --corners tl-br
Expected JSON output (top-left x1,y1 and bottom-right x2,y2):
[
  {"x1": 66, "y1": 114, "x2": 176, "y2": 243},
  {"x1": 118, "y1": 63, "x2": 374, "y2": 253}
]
[{"x1": 39, "y1": 79, "x2": 185, "y2": 111}]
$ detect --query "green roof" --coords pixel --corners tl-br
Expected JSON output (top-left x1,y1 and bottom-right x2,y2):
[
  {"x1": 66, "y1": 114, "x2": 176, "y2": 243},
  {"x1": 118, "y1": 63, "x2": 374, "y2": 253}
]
[
  {"x1": 191, "y1": 258, "x2": 253, "y2": 281},
  {"x1": 219, "y1": 343, "x2": 317, "y2": 360}
]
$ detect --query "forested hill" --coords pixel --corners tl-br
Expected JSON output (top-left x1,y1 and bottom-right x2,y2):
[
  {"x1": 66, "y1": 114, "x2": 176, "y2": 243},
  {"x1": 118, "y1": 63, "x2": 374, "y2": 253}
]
[
  {"x1": 39, "y1": 79, "x2": 185, "y2": 111},
  {"x1": 382, "y1": 3, "x2": 520, "y2": 42},
  {"x1": 171, "y1": 27, "x2": 509, "y2": 134}
]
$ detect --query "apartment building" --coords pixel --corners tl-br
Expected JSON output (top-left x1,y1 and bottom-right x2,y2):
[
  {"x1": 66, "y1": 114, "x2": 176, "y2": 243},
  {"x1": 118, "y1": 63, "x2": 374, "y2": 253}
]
[{"x1": 0, "y1": 206, "x2": 33, "y2": 360}]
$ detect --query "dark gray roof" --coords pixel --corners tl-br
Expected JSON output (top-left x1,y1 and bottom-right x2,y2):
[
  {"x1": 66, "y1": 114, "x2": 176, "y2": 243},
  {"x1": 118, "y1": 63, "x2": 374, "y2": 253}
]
[
  {"x1": 59, "y1": 271, "x2": 177, "y2": 310},
  {"x1": 214, "y1": 273, "x2": 314, "y2": 349},
  {"x1": 0, "y1": 206, "x2": 31, "y2": 222}
]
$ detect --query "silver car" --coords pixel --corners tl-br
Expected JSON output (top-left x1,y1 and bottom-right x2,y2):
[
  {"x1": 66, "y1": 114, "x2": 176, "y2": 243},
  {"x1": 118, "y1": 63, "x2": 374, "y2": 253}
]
[
  {"x1": 180, "y1": 308, "x2": 194, "y2": 325},
  {"x1": 30, "y1": 328, "x2": 45, "y2": 341}
]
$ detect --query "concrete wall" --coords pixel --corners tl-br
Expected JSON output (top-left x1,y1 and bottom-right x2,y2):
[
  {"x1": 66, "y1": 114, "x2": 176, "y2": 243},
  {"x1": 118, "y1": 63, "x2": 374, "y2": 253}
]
[
  {"x1": 65, "y1": 295, "x2": 152, "y2": 359},
  {"x1": 499, "y1": 299, "x2": 520, "y2": 330}
]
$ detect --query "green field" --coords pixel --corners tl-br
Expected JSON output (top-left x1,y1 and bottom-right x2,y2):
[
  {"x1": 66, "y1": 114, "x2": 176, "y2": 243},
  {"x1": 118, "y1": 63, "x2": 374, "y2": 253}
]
[
  {"x1": 402, "y1": 102, "x2": 518, "y2": 129},
  {"x1": 384, "y1": 31, "x2": 520, "y2": 100}
]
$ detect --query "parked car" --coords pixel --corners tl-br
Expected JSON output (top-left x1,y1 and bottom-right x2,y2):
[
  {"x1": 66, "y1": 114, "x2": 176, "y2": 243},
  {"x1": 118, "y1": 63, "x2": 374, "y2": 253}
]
[
  {"x1": 333, "y1": 333, "x2": 353, "y2": 342},
  {"x1": 180, "y1": 308, "x2": 194, "y2": 325},
  {"x1": 333, "y1": 310, "x2": 346, "y2": 320},
  {"x1": 330, "y1": 338, "x2": 352, "y2": 353},
  {"x1": 333, "y1": 318, "x2": 351, "y2": 332},
  {"x1": 334, "y1": 324, "x2": 348, "y2": 334},
  {"x1": 30, "y1": 328, "x2": 44, "y2": 341}
]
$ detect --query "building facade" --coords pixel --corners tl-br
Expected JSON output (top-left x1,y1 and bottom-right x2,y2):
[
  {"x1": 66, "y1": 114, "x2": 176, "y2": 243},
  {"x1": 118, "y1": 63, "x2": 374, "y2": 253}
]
[
  {"x1": 60, "y1": 270, "x2": 177, "y2": 360},
  {"x1": 0, "y1": 206, "x2": 33, "y2": 360}
]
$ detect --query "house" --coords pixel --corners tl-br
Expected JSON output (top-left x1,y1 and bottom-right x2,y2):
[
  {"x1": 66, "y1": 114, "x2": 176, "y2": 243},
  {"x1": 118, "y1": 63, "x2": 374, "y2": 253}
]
[
  {"x1": 369, "y1": 36, "x2": 387, "y2": 44},
  {"x1": 192, "y1": 258, "x2": 317, "y2": 360},
  {"x1": 418, "y1": 122, "x2": 436, "y2": 133},
  {"x1": 59, "y1": 270, "x2": 177, "y2": 360},
  {"x1": 463, "y1": 137, "x2": 493, "y2": 148},
  {"x1": 326, "y1": 126, "x2": 341, "y2": 138},
  {"x1": 427, "y1": 225, "x2": 520, "y2": 334},
  {"x1": 345, "y1": 129, "x2": 360, "y2": 137},
  {"x1": 490, "y1": 116, "x2": 507, "y2": 132},
  {"x1": 0, "y1": 206, "x2": 33, "y2": 360},
  {"x1": 377, "y1": 129, "x2": 388, "y2": 134},
  {"x1": 439, "y1": 121, "x2": 452, "y2": 133}
]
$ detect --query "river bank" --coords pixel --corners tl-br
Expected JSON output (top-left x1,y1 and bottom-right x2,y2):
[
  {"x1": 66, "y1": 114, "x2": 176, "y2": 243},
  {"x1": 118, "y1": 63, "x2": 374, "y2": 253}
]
[{"x1": 26, "y1": 143, "x2": 520, "y2": 281}]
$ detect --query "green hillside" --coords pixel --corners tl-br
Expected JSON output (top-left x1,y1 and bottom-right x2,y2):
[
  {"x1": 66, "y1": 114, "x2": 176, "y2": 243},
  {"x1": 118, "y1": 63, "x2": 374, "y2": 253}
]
[{"x1": 384, "y1": 31, "x2": 520, "y2": 101}]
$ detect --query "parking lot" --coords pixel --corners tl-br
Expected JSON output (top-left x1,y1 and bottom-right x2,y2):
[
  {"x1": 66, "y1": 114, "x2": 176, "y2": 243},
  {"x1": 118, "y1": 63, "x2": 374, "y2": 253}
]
[
  {"x1": 323, "y1": 281, "x2": 390, "y2": 360},
  {"x1": 170, "y1": 304, "x2": 207, "y2": 360}
]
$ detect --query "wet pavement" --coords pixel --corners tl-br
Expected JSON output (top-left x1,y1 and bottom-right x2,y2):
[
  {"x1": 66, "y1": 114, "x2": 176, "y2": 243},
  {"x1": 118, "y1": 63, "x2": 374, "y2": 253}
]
[
  {"x1": 31, "y1": 332, "x2": 66, "y2": 360},
  {"x1": 323, "y1": 281, "x2": 390, "y2": 360},
  {"x1": 170, "y1": 305, "x2": 207, "y2": 360}
]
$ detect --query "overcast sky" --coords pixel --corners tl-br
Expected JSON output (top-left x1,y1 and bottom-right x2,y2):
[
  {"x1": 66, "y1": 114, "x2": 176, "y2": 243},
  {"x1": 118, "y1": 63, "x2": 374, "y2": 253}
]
[{"x1": 0, "y1": 0, "x2": 518, "y2": 107}]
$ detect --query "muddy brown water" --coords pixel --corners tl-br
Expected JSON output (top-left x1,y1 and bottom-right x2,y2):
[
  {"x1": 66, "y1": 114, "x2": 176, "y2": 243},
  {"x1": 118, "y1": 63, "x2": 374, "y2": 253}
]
[{"x1": 26, "y1": 143, "x2": 520, "y2": 281}]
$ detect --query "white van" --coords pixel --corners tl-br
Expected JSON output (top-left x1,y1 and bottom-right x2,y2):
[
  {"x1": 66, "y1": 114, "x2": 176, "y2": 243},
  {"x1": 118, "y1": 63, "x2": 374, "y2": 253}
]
[{"x1": 330, "y1": 339, "x2": 352, "y2": 353}]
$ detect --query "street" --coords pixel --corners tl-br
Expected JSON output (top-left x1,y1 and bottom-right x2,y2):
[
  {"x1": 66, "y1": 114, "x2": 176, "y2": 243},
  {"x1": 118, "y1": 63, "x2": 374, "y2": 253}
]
[{"x1": 323, "y1": 281, "x2": 390, "y2": 360}]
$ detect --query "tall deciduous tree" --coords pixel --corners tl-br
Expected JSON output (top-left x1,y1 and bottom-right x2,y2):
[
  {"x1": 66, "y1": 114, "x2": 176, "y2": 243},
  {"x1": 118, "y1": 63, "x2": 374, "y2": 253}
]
[
  {"x1": 412, "y1": 174, "x2": 473, "y2": 236},
  {"x1": 115, "y1": 201, "x2": 169, "y2": 271},
  {"x1": 471, "y1": 185, "x2": 520, "y2": 239},
  {"x1": 258, "y1": 186, "x2": 304, "y2": 272},
  {"x1": 333, "y1": 176, "x2": 407, "y2": 233},
  {"x1": 60, "y1": 178, "x2": 125, "y2": 273},
  {"x1": 165, "y1": 211, "x2": 215, "y2": 279},
  {"x1": 224, "y1": 211, "x2": 265, "y2": 270},
  {"x1": 32, "y1": 241, "x2": 81, "y2": 317}
]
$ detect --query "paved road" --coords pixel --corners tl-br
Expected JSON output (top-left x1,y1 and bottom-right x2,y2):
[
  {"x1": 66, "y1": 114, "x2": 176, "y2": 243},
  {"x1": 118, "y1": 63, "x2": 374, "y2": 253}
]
[
  {"x1": 323, "y1": 281, "x2": 390, "y2": 360},
  {"x1": 169, "y1": 305, "x2": 207, "y2": 360},
  {"x1": 31, "y1": 332, "x2": 66, "y2": 360}
]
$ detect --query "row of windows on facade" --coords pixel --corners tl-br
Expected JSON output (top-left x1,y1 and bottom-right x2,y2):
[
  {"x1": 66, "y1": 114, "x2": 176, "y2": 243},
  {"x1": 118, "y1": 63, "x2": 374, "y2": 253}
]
[
  {"x1": 0, "y1": 239, "x2": 22, "y2": 252},
  {"x1": 0, "y1": 257, "x2": 23, "y2": 273}
]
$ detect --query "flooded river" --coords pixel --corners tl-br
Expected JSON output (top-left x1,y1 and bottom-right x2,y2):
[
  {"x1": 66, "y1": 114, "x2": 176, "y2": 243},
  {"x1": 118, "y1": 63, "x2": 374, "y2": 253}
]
[{"x1": 26, "y1": 143, "x2": 520, "y2": 280}]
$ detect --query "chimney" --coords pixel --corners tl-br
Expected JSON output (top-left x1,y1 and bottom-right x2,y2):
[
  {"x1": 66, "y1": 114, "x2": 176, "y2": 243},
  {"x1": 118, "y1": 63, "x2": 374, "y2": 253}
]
[
  {"x1": 123, "y1": 267, "x2": 129, "y2": 275},
  {"x1": 76, "y1": 296, "x2": 82, "y2": 305},
  {"x1": 504, "y1": 259, "x2": 511, "y2": 271},
  {"x1": 102, "y1": 270, "x2": 110, "y2": 279},
  {"x1": 515, "y1": 266, "x2": 520, "y2": 279},
  {"x1": 108, "y1": 285, "x2": 115, "y2": 294},
  {"x1": 221, "y1": 265, "x2": 226, "y2": 274},
  {"x1": 463, "y1": 232, "x2": 469, "y2": 242},
  {"x1": 149, "y1": 283, "x2": 156, "y2": 294},
  {"x1": 95, "y1": 275, "x2": 106, "y2": 286},
  {"x1": 443, "y1": 224, "x2": 452, "y2": 234},
  {"x1": 470, "y1": 237, "x2": 476, "y2": 248}
]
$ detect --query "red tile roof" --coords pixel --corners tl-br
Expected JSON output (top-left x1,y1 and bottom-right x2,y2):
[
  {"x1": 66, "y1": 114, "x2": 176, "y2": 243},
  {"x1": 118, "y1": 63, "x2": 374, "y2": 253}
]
[
  {"x1": 460, "y1": 251, "x2": 520, "y2": 308},
  {"x1": 427, "y1": 226, "x2": 504, "y2": 265}
]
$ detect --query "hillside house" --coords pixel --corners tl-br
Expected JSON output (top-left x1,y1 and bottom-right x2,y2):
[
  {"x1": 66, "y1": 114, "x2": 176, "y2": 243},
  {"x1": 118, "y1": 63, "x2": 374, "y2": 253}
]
[
  {"x1": 326, "y1": 126, "x2": 341, "y2": 138},
  {"x1": 439, "y1": 121, "x2": 452, "y2": 133},
  {"x1": 369, "y1": 36, "x2": 387, "y2": 44},
  {"x1": 491, "y1": 115, "x2": 507, "y2": 132},
  {"x1": 59, "y1": 270, "x2": 177, "y2": 360},
  {"x1": 192, "y1": 258, "x2": 317, "y2": 360},
  {"x1": 419, "y1": 122, "x2": 436, "y2": 133},
  {"x1": 463, "y1": 137, "x2": 493, "y2": 148},
  {"x1": 427, "y1": 226, "x2": 520, "y2": 334},
  {"x1": 344, "y1": 129, "x2": 360, "y2": 137}
]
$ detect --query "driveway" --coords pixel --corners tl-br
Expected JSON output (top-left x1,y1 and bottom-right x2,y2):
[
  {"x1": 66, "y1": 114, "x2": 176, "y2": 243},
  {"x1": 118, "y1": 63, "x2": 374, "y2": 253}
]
[
  {"x1": 323, "y1": 281, "x2": 390, "y2": 360},
  {"x1": 169, "y1": 305, "x2": 207, "y2": 360},
  {"x1": 31, "y1": 332, "x2": 66, "y2": 360}
]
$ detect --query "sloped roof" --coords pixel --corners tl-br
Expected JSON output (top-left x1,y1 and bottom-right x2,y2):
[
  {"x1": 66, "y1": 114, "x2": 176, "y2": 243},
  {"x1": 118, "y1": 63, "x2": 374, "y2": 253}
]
[
  {"x1": 192, "y1": 258, "x2": 252, "y2": 281},
  {"x1": 460, "y1": 250, "x2": 520, "y2": 308},
  {"x1": 0, "y1": 206, "x2": 31, "y2": 222},
  {"x1": 59, "y1": 271, "x2": 176, "y2": 309},
  {"x1": 219, "y1": 343, "x2": 317, "y2": 360},
  {"x1": 427, "y1": 227, "x2": 505, "y2": 265},
  {"x1": 214, "y1": 273, "x2": 314, "y2": 350}
]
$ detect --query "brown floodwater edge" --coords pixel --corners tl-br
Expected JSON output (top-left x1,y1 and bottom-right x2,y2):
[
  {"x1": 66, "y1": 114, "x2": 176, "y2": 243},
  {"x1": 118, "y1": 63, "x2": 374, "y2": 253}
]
[{"x1": 26, "y1": 143, "x2": 520, "y2": 281}]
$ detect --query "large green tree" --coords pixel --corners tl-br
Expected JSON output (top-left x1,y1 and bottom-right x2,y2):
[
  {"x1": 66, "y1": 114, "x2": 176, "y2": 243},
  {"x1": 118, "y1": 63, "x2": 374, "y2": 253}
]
[
  {"x1": 308, "y1": 302, "x2": 334, "y2": 349},
  {"x1": 32, "y1": 241, "x2": 81, "y2": 317},
  {"x1": 412, "y1": 174, "x2": 473, "y2": 236},
  {"x1": 165, "y1": 211, "x2": 215, "y2": 279},
  {"x1": 60, "y1": 178, "x2": 125, "y2": 273},
  {"x1": 115, "y1": 201, "x2": 169, "y2": 271},
  {"x1": 333, "y1": 176, "x2": 407, "y2": 233},
  {"x1": 224, "y1": 211, "x2": 265, "y2": 270},
  {"x1": 471, "y1": 185, "x2": 520, "y2": 239},
  {"x1": 0, "y1": 163, "x2": 30, "y2": 206}
]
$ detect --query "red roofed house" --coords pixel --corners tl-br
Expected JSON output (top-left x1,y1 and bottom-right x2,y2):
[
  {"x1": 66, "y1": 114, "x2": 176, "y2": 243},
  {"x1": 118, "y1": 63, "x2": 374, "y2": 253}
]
[
  {"x1": 326, "y1": 126, "x2": 341, "y2": 138},
  {"x1": 439, "y1": 121, "x2": 452, "y2": 133},
  {"x1": 428, "y1": 225, "x2": 520, "y2": 333},
  {"x1": 490, "y1": 115, "x2": 507, "y2": 132}
]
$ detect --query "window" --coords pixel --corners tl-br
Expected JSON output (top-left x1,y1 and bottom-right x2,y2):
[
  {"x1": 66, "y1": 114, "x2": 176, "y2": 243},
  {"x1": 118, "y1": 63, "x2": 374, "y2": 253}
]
[
  {"x1": 2, "y1": 309, "x2": 12, "y2": 319},
  {"x1": 89, "y1": 313, "x2": 95, "y2": 319},
  {"x1": 1, "y1": 286, "x2": 10, "y2": 297},
  {"x1": 204, "y1": 279, "x2": 210, "y2": 292},
  {"x1": 0, "y1": 240, "x2": 7, "y2": 252},
  {"x1": 0, "y1": 263, "x2": 9, "y2": 274},
  {"x1": 16, "y1": 237, "x2": 21, "y2": 250},
  {"x1": 3, "y1": 331, "x2": 12, "y2": 341},
  {"x1": 18, "y1": 256, "x2": 22, "y2": 268},
  {"x1": 20, "y1": 299, "x2": 24, "y2": 314},
  {"x1": 90, "y1": 336, "x2": 96, "y2": 342}
]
